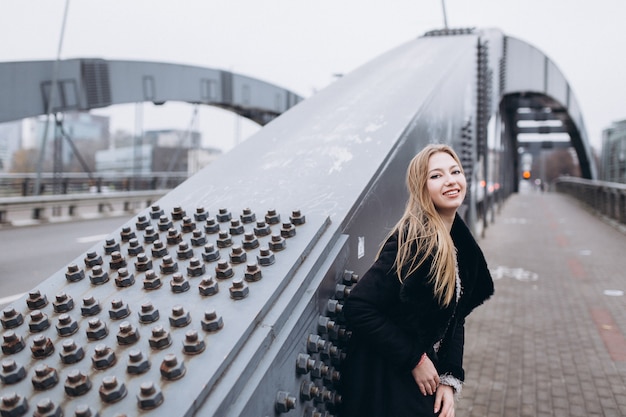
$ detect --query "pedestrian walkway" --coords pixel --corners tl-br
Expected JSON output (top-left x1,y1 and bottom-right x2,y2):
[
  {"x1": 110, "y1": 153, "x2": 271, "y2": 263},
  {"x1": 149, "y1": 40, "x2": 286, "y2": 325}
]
[{"x1": 457, "y1": 190, "x2": 626, "y2": 417}]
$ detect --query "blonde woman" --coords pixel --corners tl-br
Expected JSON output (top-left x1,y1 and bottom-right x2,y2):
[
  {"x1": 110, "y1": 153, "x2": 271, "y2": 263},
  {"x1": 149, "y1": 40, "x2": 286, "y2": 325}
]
[{"x1": 341, "y1": 144, "x2": 494, "y2": 417}]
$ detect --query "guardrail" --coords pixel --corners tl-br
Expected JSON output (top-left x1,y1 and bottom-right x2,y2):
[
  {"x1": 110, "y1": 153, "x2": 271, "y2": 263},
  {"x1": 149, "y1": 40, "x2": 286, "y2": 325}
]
[
  {"x1": 0, "y1": 190, "x2": 169, "y2": 227},
  {"x1": 554, "y1": 177, "x2": 626, "y2": 225}
]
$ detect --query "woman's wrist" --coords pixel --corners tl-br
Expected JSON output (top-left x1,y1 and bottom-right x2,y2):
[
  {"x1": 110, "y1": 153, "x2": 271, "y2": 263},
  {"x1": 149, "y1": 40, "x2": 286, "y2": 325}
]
[{"x1": 417, "y1": 353, "x2": 427, "y2": 367}]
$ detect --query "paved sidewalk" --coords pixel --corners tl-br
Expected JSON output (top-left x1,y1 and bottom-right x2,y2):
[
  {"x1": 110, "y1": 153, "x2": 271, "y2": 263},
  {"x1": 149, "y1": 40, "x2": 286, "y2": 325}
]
[{"x1": 457, "y1": 190, "x2": 626, "y2": 417}]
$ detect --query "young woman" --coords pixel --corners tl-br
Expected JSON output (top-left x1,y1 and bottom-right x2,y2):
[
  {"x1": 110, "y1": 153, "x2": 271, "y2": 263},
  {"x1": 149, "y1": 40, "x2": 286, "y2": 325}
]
[{"x1": 341, "y1": 144, "x2": 494, "y2": 417}]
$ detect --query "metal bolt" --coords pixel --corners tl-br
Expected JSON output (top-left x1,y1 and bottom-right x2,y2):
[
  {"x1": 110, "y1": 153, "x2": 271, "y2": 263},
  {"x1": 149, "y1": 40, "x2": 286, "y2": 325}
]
[
  {"x1": 257, "y1": 246, "x2": 276, "y2": 266},
  {"x1": 84, "y1": 251, "x2": 103, "y2": 268},
  {"x1": 229, "y1": 245, "x2": 247, "y2": 264},
  {"x1": 151, "y1": 239, "x2": 169, "y2": 257},
  {"x1": 240, "y1": 208, "x2": 256, "y2": 224},
  {"x1": 116, "y1": 321, "x2": 140, "y2": 345},
  {"x1": 269, "y1": 234, "x2": 287, "y2": 251},
  {"x1": 99, "y1": 375, "x2": 127, "y2": 403},
  {"x1": 176, "y1": 242, "x2": 194, "y2": 259},
  {"x1": 182, "y1": 329, "x2": 206, "y2": 355},
  {"x1": 265, "y1": 209, "x2": 281, "y2": 225},
  {"x1": 28, "y1": 310, "x2": 49, "y2": 333},
  {"x1": 109, "y1": 299, "x2": 131, "y2": 320},
  {"x1": 194, "y1": 207, "x2": 208, "y2": 221},
  {"x1": 275, "y1": 391, "x2": 297, "y2": 413},
  {"x1": 216, "y1": 208, "x2": 232, "y2": 223},
  {"x1": 0, "y1": 392, "x2": 28, "y2": 417},
  {"x1": 254, "y1": 220, "x2": 271, "y2": 236},
  {"x1": 74, "y1": 405, "x2": 99, "y2": 417},
  {"x1": 296, "y1": 353, "x2": 315, "y2": 374},
  {"x1": 30, "y1": 334, "x2": 54, "y2": 358},
  {"x1": 149, "y1": 325, "x2": 172, "y2": 350},
  {"x1": 127, "y1": 238, "x2": 145, "y2": 256},
  {"x1": 150, "y1": 204, "x2": 164, "y2": 219},
  {"x1": 204, "y1": 217, "x2": 220, "y2": 234},
  {"x1": 342, "y1": 270, "x2": 359, "y2": 285},
  {"x1": 103, "y1": 238, "x2": 120, "y2": 254},
  {"x1": 244, "y1": 262, "x2": 263, "y2": 282},
  {"x1": 281, "y1": 222, "x2": 296, "y2": 238},
  {"x1": 1, "y1": 331, "x2": 25, "y2": 354},
  {"x1": 143, "y1": 269, "x2": 163, "y2": 290},
  {"x1": 215, "y1": 260, "x2": 234, "y2": 279},
  {"x1": 0, "y1": 359, "x2": 26, "y2": 385},
  {"x1": 138, "y1": 301, "x2": 160, "y2": 323},
  {"x1": 26, "y1": 290, "x2": 48, "y2": 310},
  {"x1": 64, "y1": 369, "x2": 91, "y2": 397},
  {"x1": 201, "y1": 243, "x2": 220, "y2": 262},
  {"x1": 290, "y1": 210, "x2": 306, "y2": 225},
  {"x1": 56, "y1": 313, "x2": 78, "y2": 336},
  {"x1": 127, "y1": 349, "x2": 150, "y2": 374},
  {"x1": 170, "y1": 272, "x2": 191, "y2": 292},
  {"x1": 229, "y1": 219, "x2": 244, "y2": 235},
  {"x1": 31, "y1": 364, "x2": 59, "y2": 390},
  {"x1": 65, "y1": 263, "x2": 85, "y2": 282},
  {"x1": 160, "y1": 353, "x2": 186, "y2": 380},
  {"x1": 166, "y1": 227, "x2": 183, "y2": 245},
  {"x1": 143, "y1": 226, "x2": 159, "y2": 243},
  {"x1": 169, "y1": 305, "x2": 191, "y2": 327},
  {"x1": 300, "y1": 380, "x2": 320, "y2": 401},
  {"x1": 1, "y1": 307, "x2": 23, "y2": 329},
  {"x1": 52, "y1": 292, "x2": 74, "y2": 313},
  {"x1": 80, "y1": 296, "x2": 101, "y2": 316},
  {"x1": 115, "y1": 268, "x2": 135, "y2": 287},
  {"x1": 334, "y1": 284, "x2": 351, "y2": 300},
  {"x1": 171, "y1": 206, "x2": 186, "y2": 220},
  {"x1": 186, "y1": 257, "x2": 205, "y2": 277},
  {"x1": 137, "y1": 381, "x2": 164, "y2": 410},
  {"x1": 157, "y1": 215, "x2": 172, "y2": 231},
  {"x1": 201, "y1": 309, "x2": 224, "y2": 332},
  {"x1": 120, "y1": 226, "x2": 136, "y2": 242},
  {"x1": 135, "y1": 214, "x2": 151, "y2": 230},
  {"x1": 229, "y1": 278, "x2": 249, "y2": 300},
  {"x1": 198, "y1": 276, "x2": 219, "y2": 296},
  {"x1": 190, "y1": 229, "x2": 207, "y2": 246},
  {"x1": 59, "y1": 339, "x2": 84, "y2": 364},
  {"x1": 134, "y1": 253, "x2": 152, "y2": 272},
  {"x1": 327, "y1": 299, "x2": 344, "y2": 319},
  {"x1": 242, "y1": 232, "x2": 259, "y2": 250},
  {"x1": 91, "y1": 344, "x2": 116, "y2": 369},
  {"x1": 86, "y1": 318, "x2": 108, "y2": 340},
  {"x1": 160, "y1": 255, "x2": 179, "y2": 274},
  {"x1": 306, "y1": 334, "x2": 328, "y2": 354},
  {"x1": 109, "y1": 251, "x2": 127, "y2": 270},
  {"x1": 89, "y1": 265, "x2": 109, "y2": 285},
  {"x1": 181, "y1": 216, "x2": 196, "y2": 233},
  {"x1": 216, "y1": 231, "x2": 233, "y2": 248}
]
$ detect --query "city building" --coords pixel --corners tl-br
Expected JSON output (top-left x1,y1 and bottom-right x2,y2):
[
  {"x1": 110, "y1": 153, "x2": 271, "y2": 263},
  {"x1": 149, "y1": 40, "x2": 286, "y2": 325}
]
[{"x1": 600, "y1": 120, "x2": 626, "y2": 183}]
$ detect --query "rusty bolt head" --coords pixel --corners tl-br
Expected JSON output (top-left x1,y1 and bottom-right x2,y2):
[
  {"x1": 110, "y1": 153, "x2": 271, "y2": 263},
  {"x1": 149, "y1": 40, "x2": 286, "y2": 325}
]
[
  {"x1": 104, "y1": 237, "x2": 120, "y2": 254},
  {"x1": 80, "y1": 296, "x2": 101, "y2": 316},
  {"x1": 295, "y1": 353, "x2": 314, "y2": 374},
  {"x1": 84, "y1": 251, "x2": 103, "y2": 268},
  {"x1": 138, "y1": 301, "x2": 159, "y2": 323},
  {"x1": 109, "y1": 299, "x2": 131, "y2": 320},
  {"x1": 242, "y1": 232, "x2": 260, "y2": 250},
  {"x1": 254, "y1": 221, "x2": 271, "y2": 236},
  {"x1": 86, "y1": 318, "x2": 108, "y2": 340},
  {"x1": 170, "y1": 272, "x2": 191, "y2": 292},
  {"x1": 240, "y1": 208, "x2": 256, "y2": 224},
  {"x1": 181, "y1": 216, "x2": 196, "y2": 233},
  {"x1": 1, "y1": 307, "x2": 24, "y2": 330},
  {"x1": 198, "y1": 277, "x2": 219, "y2": 296},
  {"x1": 201, "y1": 310, "x2": 224, "y2": 332},
  {"x1": 149, "y1": 325, "x2": 172, "y2": 350},
  {"x1": 306, "y1": 334, "x2": 326, "y2": 353},
  {"x1": 176, "y1": 242, "x2": 193, "y2": 260},
  {"x1": 99, "y1": 376, "x2": 127, "y2": 403},
  {"x1": 26, "y1": 290, "x2": 48, "y2": 310},
  {"x1": 31, "y1": 364, "x2": 59, "y2": 390},
  {"x1": 120, "y1": 226, "x2": 136, "y2": 242},
  {"x1": 59, "y1": 339, "x2": 84, "y2": 364},
  {"x1": 89, "y1": 265, "x2": 109, "y2": 285},
  {"x1": 91, "y1": 344, "x2": 116, "y2": 369},
  {"x1": 127, "y1": 349, "x2": 150, "y2": 374},
  {"x1": 257, "y1": 247, "x2": 275, "y2": 266},
  {"x1": 215, "y1": 260, "x2": 233, "y2": 279},
  {"x1": 201, "y1": 243, "x2": 220, "y2": 262},
  {"x1": 166, "y1": 228, "x2": 182, "y2": 245},
  {"x1": 0, "y1": 359, "x2": 26, "y2": 385},
  {"x1": 204, "y1": 218, "x2": 220, "y2": 234},
  {"x1": 265, "y1": 209, "x2": 281, "y2": 225},
  {"x1": 275, "y1": 391, "x2": 297, "y2": 413},
  {"x1": 136, "y1": 215, "x2": 151, "y2": 230},
  {"x1": 216, "y1": 208, "x2": 232, "y2": 222},
  {"x1": 2, "y1": 331, "x2": 25, "y2": 355},
  {"x1": 151, "y1": 239, "x2": 168, "y2": 257},
  {"x1": 56, "y1": 313, "x2": 78, "y2": 336},
  {"x1": 327, "y1": 299, "x2": 344, "y2": 317},
  {"x1": 269, "y1": 234, "x2": 286, "y2": 251},
  {"x1": 280, "y1": 222, "x2": 296, "y2": 238},
  {"x1": 194, "y1": 207, "x2": 208, "y2": 221},
  {"x1": 115, "y1": 268, "x2": 135, "y2": 287},
  {"x1": 229, "y1": 220, "x2": 244, "y2": 235},
  {"x1": 216, "y1": 231, "x2": 233, "y2": 248},
  {"x1": 186, "y1": 257, "x2": 205, "y2": 277},
  {"x1": 300, "y1": 381, "x2": 320, "y2": 401},
  {"x1": 35, "y1": 398, "x2": 62, "y2": 417},
  {"x1": 143, "y1": 269, "x2": 163, "y2": 290},
  {"x1": 64, "y1": 369, "x2": 91, "y2": 397},
  {"x1": 52, "y1": 292, "x2": 74, "y2": 313},
  {"x1": 127, "y1": 238, "x2": 144, "y2": 256},
  {"x1": 109, "y1": 251, "x2": 127, "y2": 270},
  {"x1": 157, "y1": 215, "x2": 173, "y2": 231},
  {"x1": 229, "y1": 278, "x2": 249, "y2": 300},
  {"x1": 137, "y1": 381, "x2": 164, "y2": 410},
  {"x1": 116, "y1": 321, "x2": 140, "y2": 345},
  {"x1": 30, "y1": 335, "x2": 54, "y2": 358},
  {"x1": 244, "y1": 262, "x2": 262, "y2": 282},
  {"x1": 190, "y1": 230, "x2": 206, "y2": 246},
  {"x1": 229, "y1": 245, "x2": 247, "y2": 264},
  {"x1": 182, "y1": 330, "x2": 206, "y2": 355},
  {"x1": 150, "y1": 205, "x2": 164, "y2": 219},
  {"x1": 171, "y1": 206, "x2": 185, "y2": 220},
  {"x1": 159, "y1": 353, "x2": 185, "y2": 380},
  {"x1": 28, "y1": 310, "x2": 50, "y2": 333},
  {"x1": 134, "y1": 253, "x2": 152, "y2": 271},
  {"x1": 65, "y1": 263, "x2": 85, "y2": 282},
  {"x1": 144, "y1": 226, "x2": 159, "y2": 244},
  {"x1": 74, "y1": 405, "x2": 98, "y2": 417},
  {"x1": 311, "y1": 360, "x2": 329, "y2": 379},
  {"x1": 290, "y1": 210, "x2": 306, "y2": 225},
  {"x1": 159, "y1": 255, "x2": 179, "y2": 274},
  {"x1": 0, "y1": 392, "x2": 28, "y2": 417},
  {"x1": 169, "y1": 305, "x2": 191, "y2": 327}
]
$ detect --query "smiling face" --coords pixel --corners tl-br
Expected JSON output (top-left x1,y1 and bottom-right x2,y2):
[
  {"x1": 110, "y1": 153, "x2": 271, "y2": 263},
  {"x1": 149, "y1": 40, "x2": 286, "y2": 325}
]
[{"x1": 426, "y1": 151, "x2": 467, "y2": 218}]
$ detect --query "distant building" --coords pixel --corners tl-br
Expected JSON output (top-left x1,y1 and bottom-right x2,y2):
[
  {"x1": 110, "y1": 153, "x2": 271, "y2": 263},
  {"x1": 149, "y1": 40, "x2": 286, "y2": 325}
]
[{"x1": 600, "y1": 120, "x2": 626, "y2": 183}]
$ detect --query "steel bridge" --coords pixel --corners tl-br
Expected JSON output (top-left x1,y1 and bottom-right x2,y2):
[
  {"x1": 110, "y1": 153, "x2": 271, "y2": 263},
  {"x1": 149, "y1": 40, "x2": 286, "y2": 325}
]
[{"x1": 0, "y1": 28, "x2": 597, "y2": 417}]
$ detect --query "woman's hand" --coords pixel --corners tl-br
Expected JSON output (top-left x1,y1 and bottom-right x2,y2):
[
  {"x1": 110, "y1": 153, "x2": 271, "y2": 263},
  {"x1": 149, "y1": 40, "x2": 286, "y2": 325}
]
[
  {"x1": 411, "y1": 355, "x2": 440, "y2": 396},
  {"x1": 434, "y1": 384, "x2": 455, "y2": 416}
]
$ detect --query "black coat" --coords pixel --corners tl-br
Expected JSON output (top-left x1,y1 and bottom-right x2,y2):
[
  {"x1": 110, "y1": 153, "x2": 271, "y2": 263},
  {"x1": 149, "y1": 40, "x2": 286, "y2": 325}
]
[{"x1": 340, "y1": 215, "x2": 494, "y2": 417}]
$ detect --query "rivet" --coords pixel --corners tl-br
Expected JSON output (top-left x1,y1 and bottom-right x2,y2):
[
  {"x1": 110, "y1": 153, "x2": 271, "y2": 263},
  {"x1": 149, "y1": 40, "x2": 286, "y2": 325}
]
[
  {"x1": 265, "y1": 209, "x2": 281, "y2": 225},
  {"x1": 103, "y1": 238, "x2": 120, "y2": 254},
  {"x1": 143, "y1": 226, "x2": 159, "y2": 243},
  {"x1": 150, "y1": 204, "x2": 164, "y2": 219},
  {"x1": 202, "y1": 243, "x2": 220, "y2": 262},
  {"x1": 166, "y1": 227, "x2": 182, "y2": 245},
  {"x1": 151, "y1": 240, "x2": 169, "y2": 258},
  {"x1": 194, "y1": 207, "x2": 208, "y2": 221},
  {"x1": 120, "y1": 226, "x2": 136, "y2": 242},
  {"x1": 181, "y1": 216, "x2": 196, "y2": 233},
  {"x1": 290, "y1": 210, "x2": 306, "y2": 225},
  {"x1": 157, "y1": 215, "x2": 173, "y2": 231},
  {"x1": 254, "y1": 220, "x2": 271, "y2": 237},
  {"x1": 53, "y1": 292, "x2": 74, "y2": 313},
  {"x1": 115, "y1": 268, "x2": 135, "y2": 287},
  {"x1": 127, "y1": 238, "x2": 144, "y2": 256},
  {"x1": 65, "y1": 263, "x2": 85, "y2": 282},
  {"x1": 135, "y1": 215, "x2": 151, "y2": 230},
  {"x1": 204, "y1": 217, "x2": 220, "y2": 234},
  {"x1": 229, "y1": 219, "x2": 244, "y2": 235},
  {"x1": 171, "y1": 206, "x2": 186, "y2": 220},
  {"x1": 216, "y1": 208, "x2": 232, "y2": 223},
  {"x1": 176, "y1": 242, "x2": 194, "y2": 259}
]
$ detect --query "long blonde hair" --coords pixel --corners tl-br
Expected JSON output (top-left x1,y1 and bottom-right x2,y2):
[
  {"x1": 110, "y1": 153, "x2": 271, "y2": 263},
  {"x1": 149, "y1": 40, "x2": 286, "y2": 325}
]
[{"x1": 386, "y1": 144, "x2": 464, "y2": 307}]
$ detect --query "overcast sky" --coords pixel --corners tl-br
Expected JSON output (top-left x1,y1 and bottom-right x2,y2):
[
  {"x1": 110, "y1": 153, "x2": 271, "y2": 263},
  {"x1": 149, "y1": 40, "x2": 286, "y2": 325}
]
[{"x1": 1, "y1": 1, "x2": 624, "y2": 152}]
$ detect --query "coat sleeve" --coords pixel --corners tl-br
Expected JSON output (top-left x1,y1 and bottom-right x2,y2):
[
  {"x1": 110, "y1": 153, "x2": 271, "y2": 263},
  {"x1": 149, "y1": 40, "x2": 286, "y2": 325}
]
[
  {"x1": 436, "y1": 316, "x2": 465, "y2": 381},
  {"x1": 343, "y1": 234, "x2": 425, "y2": 371}
]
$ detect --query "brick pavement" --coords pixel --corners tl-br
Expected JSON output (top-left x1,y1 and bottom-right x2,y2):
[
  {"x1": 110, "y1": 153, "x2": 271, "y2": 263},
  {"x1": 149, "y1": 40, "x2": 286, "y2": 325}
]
[{"x1": 457, "y1": 190, "x2": 626, "y2": 417}]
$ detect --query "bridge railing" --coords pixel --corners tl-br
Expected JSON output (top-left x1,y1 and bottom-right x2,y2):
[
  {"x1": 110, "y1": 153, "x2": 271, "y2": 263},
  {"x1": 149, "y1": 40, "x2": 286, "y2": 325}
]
[
  {"x1": 0, "y1": 189, "x2": 168, "y2": 226},
  {"x1": 554, "y1": 177, "x2": 626, "y2": 225}
]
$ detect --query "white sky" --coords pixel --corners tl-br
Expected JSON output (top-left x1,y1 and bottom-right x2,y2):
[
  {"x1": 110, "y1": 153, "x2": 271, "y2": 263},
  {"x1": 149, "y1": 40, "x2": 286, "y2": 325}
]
[{"x1": 1, "y1": 0, "x2": 624, "y2": 152}]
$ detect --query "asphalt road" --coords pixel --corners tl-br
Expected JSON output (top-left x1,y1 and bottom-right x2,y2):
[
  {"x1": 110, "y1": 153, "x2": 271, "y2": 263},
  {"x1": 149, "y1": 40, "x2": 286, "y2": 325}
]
[{"x1": 0, "y1": 217, "x2": 128, "y2": 306}]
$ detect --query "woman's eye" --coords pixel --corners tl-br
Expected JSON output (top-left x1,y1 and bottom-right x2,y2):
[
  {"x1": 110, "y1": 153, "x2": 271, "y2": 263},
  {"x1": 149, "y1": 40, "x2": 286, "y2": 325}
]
[{"x1": 430, "y1": 174, "x2": 441, "y2": 179}]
